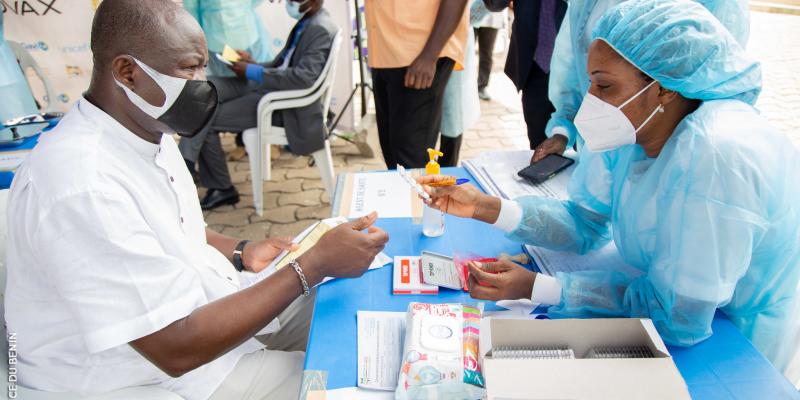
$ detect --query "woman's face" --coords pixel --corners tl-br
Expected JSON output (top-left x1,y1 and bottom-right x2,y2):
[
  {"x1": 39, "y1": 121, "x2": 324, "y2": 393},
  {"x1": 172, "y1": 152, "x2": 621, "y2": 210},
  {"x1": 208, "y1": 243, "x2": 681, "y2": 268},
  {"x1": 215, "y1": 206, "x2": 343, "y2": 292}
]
[{"x1": 585, "y1": 40, "x2": 663, "y2": 139}]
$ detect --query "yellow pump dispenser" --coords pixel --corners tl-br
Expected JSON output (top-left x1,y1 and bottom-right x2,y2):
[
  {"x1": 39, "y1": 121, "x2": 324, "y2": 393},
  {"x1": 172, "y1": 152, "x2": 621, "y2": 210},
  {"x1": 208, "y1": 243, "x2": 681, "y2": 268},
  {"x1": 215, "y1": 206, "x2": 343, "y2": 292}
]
[
  {"x1": 426, "y1": 148, "x2": 444, "y2": 175},
  {"x1": 422, "y1": 148, "x2": 446, "y2": 237}
]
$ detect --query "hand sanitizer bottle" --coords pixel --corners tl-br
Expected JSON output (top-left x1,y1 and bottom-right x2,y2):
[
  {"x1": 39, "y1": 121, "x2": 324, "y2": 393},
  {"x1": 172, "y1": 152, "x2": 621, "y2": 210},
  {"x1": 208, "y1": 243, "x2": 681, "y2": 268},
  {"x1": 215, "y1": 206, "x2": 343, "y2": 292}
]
[{"x1": 423, "y1": 148, "x2": 445, "y2": 237}]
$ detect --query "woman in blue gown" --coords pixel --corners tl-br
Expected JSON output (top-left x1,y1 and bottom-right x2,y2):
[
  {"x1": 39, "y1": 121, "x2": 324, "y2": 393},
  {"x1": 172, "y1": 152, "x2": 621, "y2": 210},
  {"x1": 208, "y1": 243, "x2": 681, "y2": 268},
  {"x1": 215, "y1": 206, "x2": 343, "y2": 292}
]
[{"x1": 419, "y1": 0, "x2": 799, "y2": 383}]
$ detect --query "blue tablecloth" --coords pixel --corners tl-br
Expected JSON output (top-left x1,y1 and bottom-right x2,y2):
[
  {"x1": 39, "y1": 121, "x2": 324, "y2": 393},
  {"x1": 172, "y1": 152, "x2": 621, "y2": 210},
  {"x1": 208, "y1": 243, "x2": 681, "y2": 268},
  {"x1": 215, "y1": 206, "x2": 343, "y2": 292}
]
[
  {"x1": 0, "y1": 132, "x2": 39, "y2": 190},
  {"x1": 304, "y1": 167, "x2": 799, "y2": 399}
]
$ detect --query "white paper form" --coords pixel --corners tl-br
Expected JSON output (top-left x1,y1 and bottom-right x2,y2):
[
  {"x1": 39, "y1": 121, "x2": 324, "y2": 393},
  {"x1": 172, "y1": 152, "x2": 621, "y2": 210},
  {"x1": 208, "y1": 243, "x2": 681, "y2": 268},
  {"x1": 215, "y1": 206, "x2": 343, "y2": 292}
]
[
  {"x1": 357, "y1": 311, "x2": 406, "y2": 391},
  {"x1": 0, "y1": 150, "x2": 30, "y2": 171},
  {"x1": 309, "y1": 387, "x2": 395, "y2": 399},
  {"x1": 348, "y1": 172, "x2": 414, "y2": 218},
  {"x1": 524, "y1": 242, "x2": 642, "y2": 278},
  {"x1": 463, "y1": 150, "x2": 575, "y2": 200}
]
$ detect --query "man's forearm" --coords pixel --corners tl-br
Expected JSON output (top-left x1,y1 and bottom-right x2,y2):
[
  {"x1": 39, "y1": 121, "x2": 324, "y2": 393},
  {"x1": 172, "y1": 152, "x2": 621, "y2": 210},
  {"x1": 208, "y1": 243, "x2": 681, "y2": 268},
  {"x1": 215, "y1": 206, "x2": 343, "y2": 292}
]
[
  {"x1": 418, "y1": 0, "x2": 469, "y2": 60},
  {"x1": 131, "y1": 253, "x2": 322, "y2": 377}
]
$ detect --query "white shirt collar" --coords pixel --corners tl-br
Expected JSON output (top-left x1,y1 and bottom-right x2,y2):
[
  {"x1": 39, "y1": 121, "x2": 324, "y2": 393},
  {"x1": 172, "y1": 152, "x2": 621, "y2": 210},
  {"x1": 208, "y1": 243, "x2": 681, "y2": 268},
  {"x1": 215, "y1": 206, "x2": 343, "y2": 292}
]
[{"x1": 77, "y1": 97, "x2": 162, "y2": 160}]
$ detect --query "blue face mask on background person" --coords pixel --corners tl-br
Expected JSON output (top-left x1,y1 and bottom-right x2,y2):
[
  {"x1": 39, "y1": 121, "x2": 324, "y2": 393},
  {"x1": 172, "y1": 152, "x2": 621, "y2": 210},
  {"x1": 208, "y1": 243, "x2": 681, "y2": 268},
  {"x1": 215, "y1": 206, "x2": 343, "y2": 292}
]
[{"x1": 285, "y1": 0, "x2": 307, "y2": 20}]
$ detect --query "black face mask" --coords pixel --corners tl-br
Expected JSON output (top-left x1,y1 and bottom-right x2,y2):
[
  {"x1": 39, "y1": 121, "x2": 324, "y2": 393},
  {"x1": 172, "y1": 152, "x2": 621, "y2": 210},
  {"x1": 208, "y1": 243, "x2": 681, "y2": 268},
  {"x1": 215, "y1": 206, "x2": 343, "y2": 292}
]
[
  {"x1": 159, "y1": 79, "x2": 218, "y2": 138},
  {"x1": 114, "y1": 56, "x2": 219, "y2": 138}
]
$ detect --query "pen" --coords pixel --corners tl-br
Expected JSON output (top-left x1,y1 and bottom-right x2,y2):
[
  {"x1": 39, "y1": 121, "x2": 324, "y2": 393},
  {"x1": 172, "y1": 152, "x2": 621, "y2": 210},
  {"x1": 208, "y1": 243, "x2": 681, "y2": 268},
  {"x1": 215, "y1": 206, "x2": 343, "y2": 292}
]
[{"x1": 427, "y1": 177, "x2": 470, "y2": 187}]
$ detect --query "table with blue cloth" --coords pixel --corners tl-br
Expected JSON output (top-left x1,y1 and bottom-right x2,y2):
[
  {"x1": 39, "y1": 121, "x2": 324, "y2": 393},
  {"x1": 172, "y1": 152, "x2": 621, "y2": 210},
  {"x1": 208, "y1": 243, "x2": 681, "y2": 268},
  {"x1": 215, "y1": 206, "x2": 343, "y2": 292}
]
[
  {"x1": 0, "y1": 132, "x2": 39, "y2": 190},
  {"x1": 302, "y1": 167, "x2": 798, "y2": 399}
]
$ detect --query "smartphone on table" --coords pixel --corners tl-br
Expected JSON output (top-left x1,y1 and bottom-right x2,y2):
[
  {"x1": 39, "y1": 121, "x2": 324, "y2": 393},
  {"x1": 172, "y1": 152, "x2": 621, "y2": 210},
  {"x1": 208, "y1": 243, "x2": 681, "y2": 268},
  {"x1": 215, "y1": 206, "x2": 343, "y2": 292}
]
[{"x1": 517, "y1": 154, "x2": 574, "y2": 184}]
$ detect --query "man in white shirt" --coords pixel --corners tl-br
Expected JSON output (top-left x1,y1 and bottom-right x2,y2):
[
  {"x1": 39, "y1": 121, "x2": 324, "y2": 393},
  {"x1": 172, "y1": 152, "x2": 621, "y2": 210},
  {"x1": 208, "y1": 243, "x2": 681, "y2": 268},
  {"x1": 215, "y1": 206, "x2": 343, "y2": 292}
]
[{"x1": 4, "y1": 1, "x2": 389, "y2": 399}]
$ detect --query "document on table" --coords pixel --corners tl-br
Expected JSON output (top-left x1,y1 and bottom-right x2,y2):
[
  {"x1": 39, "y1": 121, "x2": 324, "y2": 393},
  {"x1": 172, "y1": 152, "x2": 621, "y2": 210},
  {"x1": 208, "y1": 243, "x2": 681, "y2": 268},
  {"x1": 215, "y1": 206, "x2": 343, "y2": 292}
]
[
  {"x1": 0, "y1": 149, "x2": 31, "y2": 171},
  {"x1": 463, "y1": 150, "x2": 575, "y2": 200},
  {"x1": 335, "y1": 171, "x2": 424, "y2": 219},
  {"x1": 524, "y1": 242, "x2": 642, "y2": 278},
  {"x1": 357, "y1": 311, "x2": 406, "y2": 391},
  {"x1": 308, "y1": 387, "x2": 395, "y2": 399}
]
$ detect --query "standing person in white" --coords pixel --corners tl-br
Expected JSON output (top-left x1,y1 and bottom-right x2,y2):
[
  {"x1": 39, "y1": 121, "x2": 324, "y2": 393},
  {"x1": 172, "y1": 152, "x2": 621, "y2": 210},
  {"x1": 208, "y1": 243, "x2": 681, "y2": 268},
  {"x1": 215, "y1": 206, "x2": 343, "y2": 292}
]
[{"x1": 3, "y1": 0, "x2": 389, "y2": 399}]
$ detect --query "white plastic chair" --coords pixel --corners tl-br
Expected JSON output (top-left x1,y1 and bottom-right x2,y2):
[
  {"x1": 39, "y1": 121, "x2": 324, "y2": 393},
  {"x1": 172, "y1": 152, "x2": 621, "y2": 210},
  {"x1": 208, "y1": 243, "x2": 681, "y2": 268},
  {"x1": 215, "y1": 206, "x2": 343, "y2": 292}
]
[
  {"x1": 8, "y1": 41, "x2": 59, "y2": 112},
  {"x1": 0, "y1": 190, "x2": 183, "y2": 399},
  {"x1": 243, "y1": 30, "x2": 343, "y2": 216}
]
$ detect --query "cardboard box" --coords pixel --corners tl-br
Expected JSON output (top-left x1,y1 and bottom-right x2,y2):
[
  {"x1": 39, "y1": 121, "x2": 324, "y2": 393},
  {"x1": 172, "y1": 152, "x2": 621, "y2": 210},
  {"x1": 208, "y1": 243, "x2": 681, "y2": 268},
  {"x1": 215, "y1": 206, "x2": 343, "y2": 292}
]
[{"x1": 482, "y1": 318, "x2": 690, "y2": 400}]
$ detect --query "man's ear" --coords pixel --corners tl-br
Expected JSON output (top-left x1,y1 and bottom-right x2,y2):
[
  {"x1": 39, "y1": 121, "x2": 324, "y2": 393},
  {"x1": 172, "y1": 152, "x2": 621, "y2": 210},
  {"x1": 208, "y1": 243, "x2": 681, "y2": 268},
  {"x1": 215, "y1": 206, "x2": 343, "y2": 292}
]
[
  {"x1": 111, "y1": 55, "x2": 136, "y2": 89},
  {"x1": 658, "y1": 85, "x2": 679, "y2": 106}
]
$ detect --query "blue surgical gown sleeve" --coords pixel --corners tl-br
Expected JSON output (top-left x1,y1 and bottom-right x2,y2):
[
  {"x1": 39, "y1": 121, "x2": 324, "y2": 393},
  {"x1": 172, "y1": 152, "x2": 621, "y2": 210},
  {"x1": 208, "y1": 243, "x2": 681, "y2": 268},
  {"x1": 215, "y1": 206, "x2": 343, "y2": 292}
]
[
  {"x1": 546, "y1": 136, "x2": 768, "y2": 347},
  {"x1": 544, "y1": 16, "x2": 582, "y2": 149},
  {"x1": 506, "y1": 149, "x2": 616, "y2": 254}
]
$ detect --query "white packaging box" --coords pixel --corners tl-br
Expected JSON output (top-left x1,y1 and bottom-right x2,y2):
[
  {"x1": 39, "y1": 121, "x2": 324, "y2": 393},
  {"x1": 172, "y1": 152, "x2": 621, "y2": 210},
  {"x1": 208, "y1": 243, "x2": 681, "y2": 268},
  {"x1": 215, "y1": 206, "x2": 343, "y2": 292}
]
[{"x1": 482, "y1": 318, "x2": 690, "y2": 400}]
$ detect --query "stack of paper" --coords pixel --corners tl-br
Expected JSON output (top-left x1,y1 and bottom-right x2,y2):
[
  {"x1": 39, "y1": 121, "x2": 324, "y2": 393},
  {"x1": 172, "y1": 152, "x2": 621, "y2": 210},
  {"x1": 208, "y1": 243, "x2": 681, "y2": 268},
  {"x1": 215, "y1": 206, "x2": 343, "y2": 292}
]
[
  {"x1": 523, "y1": 242, "x2": 642, "y2": 278},
  {"x1": 462, "y1": 150, "x2": 574, "y2": 200}
]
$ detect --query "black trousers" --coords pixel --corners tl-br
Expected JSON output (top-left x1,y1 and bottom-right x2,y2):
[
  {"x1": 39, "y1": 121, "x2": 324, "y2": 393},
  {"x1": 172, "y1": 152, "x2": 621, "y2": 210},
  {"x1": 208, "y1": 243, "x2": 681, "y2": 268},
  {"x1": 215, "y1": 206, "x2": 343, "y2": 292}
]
[
  {"x1": 438, "y1": 135, "x2": 462, "y2": 168},
  {"x1": 372, "y1": 58, "x2": 455, "y2": 168},
  {"x1": 521, "y1": 64, "x2": 554, "y2": 149},
  {"x1": 179, "y1": 77, "x2": 282, "y2": 190},
  {"x1": 474, "y1": 27, "x2": 499, "y2": 91}
]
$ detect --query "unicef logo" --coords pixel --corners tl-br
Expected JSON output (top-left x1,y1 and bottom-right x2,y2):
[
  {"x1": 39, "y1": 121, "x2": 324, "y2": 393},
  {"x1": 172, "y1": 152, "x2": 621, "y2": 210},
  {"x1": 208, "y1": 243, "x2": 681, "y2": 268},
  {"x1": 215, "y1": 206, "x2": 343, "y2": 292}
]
[
  {"x1": 58, "y1": 94, "x2": 70, "y2": 104},
  {"x1": 21, "y1": 41, "x2": 49, "y2": 52}
]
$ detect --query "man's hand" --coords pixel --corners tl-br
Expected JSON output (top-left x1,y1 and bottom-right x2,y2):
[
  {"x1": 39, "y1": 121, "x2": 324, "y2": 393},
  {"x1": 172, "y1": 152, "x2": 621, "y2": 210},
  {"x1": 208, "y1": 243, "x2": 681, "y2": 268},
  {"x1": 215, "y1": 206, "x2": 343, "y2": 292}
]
[
  {"x1": 532, "y1": 134, "x2": 568, "y2": 163},
  {"x1": 236, "y1": 50, "x2": 255, "y2": 64},
  {"x1": 242, "y1": 237, "x2": 299, "y2": 273},
  {"x1": 467, "y1": 259, "x2": 536, "y2": 301},
  {"x1": 404, "y1": 55, "x2": 438, "y2": 89},
  {"x1": 229, "y1": 61, "x2": 248, "y2": 78},
  {"x1": 298, "y1": 212, "x2": 389, "y2": 283}
]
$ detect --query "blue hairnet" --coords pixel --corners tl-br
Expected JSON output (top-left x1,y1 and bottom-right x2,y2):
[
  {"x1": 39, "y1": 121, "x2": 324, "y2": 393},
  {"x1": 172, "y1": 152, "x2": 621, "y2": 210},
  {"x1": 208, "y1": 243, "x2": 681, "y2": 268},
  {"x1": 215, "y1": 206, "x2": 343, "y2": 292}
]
[{"x1": 592, "y1": 0, "x2": 761, "y2": 105}]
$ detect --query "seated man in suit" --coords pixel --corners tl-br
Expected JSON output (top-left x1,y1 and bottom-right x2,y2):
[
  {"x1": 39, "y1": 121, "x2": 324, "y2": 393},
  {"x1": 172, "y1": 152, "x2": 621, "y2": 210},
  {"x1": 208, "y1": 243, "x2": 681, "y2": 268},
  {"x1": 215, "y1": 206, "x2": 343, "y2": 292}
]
[{"x1": 179, "y1": 0, "x2": 336, "y2": 210}]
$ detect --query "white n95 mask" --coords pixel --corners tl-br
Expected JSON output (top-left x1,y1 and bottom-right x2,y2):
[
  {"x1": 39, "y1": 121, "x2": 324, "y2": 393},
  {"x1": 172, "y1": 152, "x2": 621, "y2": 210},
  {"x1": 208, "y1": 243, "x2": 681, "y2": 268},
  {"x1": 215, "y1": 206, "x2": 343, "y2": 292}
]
[
  {"x1": 113, "y1": 56, "x2": 218, "y2": 138},
  {"x1": 574, "y1": 80, "x2": 663, "y2": 152}
]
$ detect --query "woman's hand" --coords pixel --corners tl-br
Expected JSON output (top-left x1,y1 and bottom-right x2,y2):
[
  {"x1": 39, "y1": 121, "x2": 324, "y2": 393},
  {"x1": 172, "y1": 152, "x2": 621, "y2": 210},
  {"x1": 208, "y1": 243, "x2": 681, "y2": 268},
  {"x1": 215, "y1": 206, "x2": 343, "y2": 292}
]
[
  {"x1": 242, "y1": 237, "x2": 299, "y2": 273},
  {"x1": 532, "y1": 134, "x2": 568, "y2": 163},
  {"x1": 415, "y1": 175, "x2": 502, "y2": 223},
  {"x1": 467, "y1": 259, "x2": 536, "y2": 301}
]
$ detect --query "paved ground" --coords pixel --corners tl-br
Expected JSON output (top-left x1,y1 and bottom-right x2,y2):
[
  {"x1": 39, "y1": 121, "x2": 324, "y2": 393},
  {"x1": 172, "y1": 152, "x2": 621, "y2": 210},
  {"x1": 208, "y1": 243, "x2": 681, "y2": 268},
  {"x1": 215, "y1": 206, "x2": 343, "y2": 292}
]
[{"x1": 202, "y1": 10, "x2": 800, "y2": 239}]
